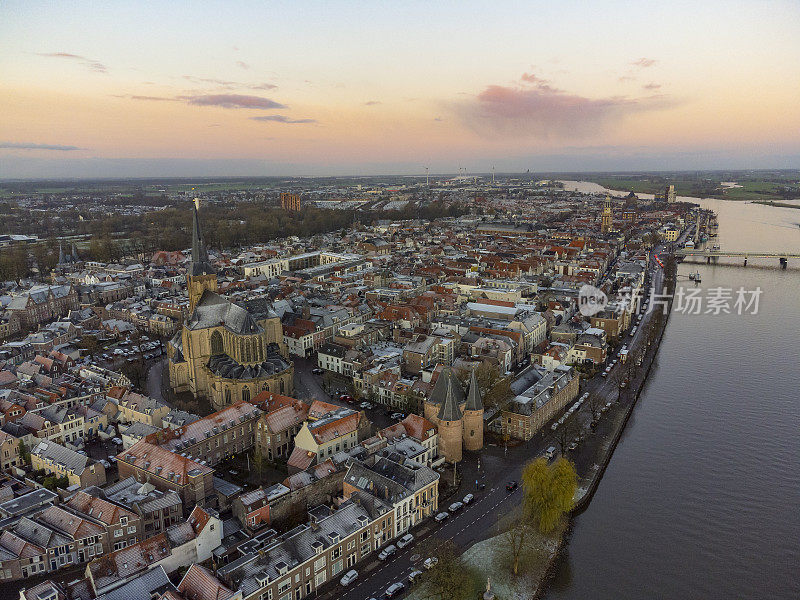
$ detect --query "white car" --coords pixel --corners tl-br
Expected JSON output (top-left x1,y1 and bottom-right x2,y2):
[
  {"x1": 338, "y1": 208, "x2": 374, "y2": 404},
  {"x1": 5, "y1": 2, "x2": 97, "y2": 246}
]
[
  {"x1": 397, "y1": 533, "x2": 414, "y2": 549},
  {"x1": 435, "y1": 512, "x2": 449, "y2": 522},
  {"x1": 448, "y1": 501, "x2": 464, "y2": 513},
  {"x1": 462, "y1": 493, "x2": 474, "y2": 504},
  {"x1": 378, "y1": 544, "x2": 397, "y2": 560},
  {"x1": 340, "y1": 569, "x2": 358, "y2": 586},
  {"x1": 423, "y1": 557, "x2": 439, "y2": 570}
]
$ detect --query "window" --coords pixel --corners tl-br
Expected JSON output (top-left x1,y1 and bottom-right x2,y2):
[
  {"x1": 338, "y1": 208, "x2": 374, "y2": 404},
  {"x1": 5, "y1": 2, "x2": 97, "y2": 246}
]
[
  {"x1": 210, "y1": 331, "x2": 224, "y2": 355},
  {"x1": 242, "y1": 387, "x2": 251, "y2": 403}
]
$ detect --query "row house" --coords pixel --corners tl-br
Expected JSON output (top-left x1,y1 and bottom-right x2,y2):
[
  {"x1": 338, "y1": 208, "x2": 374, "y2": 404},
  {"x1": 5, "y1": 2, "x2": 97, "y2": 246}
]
[
  {"x1": 342, "y1": 455, "x2": 439, "y2": 537},
  {"x1": 148, "y1": 400, "x2": 262, "y2": 467},
  {"x1": 30, "y1": 439, "x2": 107, "y2": 487},
  {"x1": 287, "y1": 404, "x2": 367, "y2": 473},
  {"x1": 254, "y1": 394, "x2": 310, "y2": 461},
  {"x1": 116, "y1": 440, "x2": 215, "y2": 506},
  {"x1": 100, "y1": 476, "x2": 184, "y2": 539},
  {"x1": 217, "y1": 498, "x2": 393, "y2": 600}
]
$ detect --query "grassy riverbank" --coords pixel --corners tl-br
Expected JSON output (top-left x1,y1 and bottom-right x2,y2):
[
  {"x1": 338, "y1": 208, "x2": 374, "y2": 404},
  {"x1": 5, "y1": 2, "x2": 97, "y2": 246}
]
[
  {"x1": 752, "y1": 200, "x2": 800, "y2": 210},
  {"x1": 585, "y1": 174, "x2": 797, "y2": 202}
]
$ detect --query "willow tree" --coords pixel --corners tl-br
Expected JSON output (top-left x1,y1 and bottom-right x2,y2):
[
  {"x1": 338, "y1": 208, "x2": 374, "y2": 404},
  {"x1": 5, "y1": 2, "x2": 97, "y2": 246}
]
[{"x1": 522, "y1": 457, "x2": 577, "y2": 534}]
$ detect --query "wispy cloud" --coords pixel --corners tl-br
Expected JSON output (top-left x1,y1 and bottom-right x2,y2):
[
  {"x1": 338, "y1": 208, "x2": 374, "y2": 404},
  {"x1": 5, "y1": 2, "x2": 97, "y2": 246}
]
[
  {"x1": 113, "y1": 94, "x2": 178, "y2": 102},
  {"x1": 364, "y1": 100, "x2": 381, "y2": 106},
  {"x1": 182, "y1": 75, "x2": 276, "y2": 91},
  {"x1": 643, "y1": 82, "x2": 662, "y2": 90},
  {"x1": 119, "y1": 92, "x2": 285, "y2": 110},
  {"x1": 632, "y1": 57, "x2": 657, "y2": 68},
  {"x1": 0, "y1": 142, "x2": 82, "y2": 151},
  {"x1": 178, "y1": 94, "x2": 287, "y2": 109},
  {"x1": 236, "y1": 61, "x2": 250, "y2": 70},
  {"x1": 38, "y1": 52, "x2": 107, "y2": 73},
  {"x1": 455, "y1": 72, "x2": 678, "y2": 138},
  {"x1": 251, "y1": 115, "x2": 317, "y2": 124}
]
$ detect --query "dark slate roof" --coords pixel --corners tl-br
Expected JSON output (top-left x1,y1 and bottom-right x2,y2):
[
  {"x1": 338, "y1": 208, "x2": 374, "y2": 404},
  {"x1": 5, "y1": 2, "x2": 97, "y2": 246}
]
[
  {"x1": 465, "y1": 368, "x2": 483, "y2": 412},
  {"x1": 428, "y1": 367, "x2": 465, "y2": 407},
  {"x1": 206, "y1": 344, "x2": 290, "y2": 380},
  {"x1": 437, "y1": 374, "x2": 463, "y2": 422},
  {"x1": 187, "y1": 290, "x2": 262, "y2": 334}
]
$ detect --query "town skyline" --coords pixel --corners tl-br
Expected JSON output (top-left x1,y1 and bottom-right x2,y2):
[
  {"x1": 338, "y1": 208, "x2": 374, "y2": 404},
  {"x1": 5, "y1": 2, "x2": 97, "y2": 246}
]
[{"x1": 2, "y1": 0, "x2": 800, "y2": 178}]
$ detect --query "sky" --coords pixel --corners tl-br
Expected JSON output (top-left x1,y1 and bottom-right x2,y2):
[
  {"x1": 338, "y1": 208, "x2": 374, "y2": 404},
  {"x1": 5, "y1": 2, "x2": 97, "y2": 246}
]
[{"x1": 1, "y1": 0, "x2": 799, "y2": 178}]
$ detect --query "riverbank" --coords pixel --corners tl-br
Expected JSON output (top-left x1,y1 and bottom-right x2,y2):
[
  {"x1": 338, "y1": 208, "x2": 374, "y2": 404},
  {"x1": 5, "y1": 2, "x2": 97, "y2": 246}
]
[
  {"x1": 459, "y1": 258, "x2": 678, "y2": 600},
  {"x1": 752, "y1": 200, "x2": 800, "y2": 210}
]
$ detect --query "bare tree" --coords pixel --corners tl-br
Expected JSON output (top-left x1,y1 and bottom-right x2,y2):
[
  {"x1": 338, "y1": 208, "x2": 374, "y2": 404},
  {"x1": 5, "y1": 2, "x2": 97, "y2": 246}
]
[
  {"x1": 555, "y1": 417, "x2": 579, "y2": 456},
  {"x1": 497, "y1": 508, "x2": 536, "y2": 576},
  {"x1": 587, "y1": 393, "x2": 604, "y2": 422},
  {"x1": 414, "y1": 538, "x2": 476, "y2": 600},
  {"x1": 608, "y1": 366, "x2": 625, "y2": 402}
]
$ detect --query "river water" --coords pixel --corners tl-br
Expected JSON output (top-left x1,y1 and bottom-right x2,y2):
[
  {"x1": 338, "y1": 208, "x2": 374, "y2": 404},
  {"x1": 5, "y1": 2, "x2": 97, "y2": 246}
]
[{"x1": 544, "y1": 189, "x2": 800, "y2": 599}]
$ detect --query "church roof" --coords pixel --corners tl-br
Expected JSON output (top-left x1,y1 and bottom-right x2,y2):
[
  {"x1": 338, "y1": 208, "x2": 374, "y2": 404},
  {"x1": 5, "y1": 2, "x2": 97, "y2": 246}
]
[
  {"x1": 206, "y1": 344, "x2": 290, "y2": 380},
  {"x1": 465, "y1": 368, "x2": 483, "y2": 411},
  {"x1": 437, "y1": 373, "x2": 463, "y2": 422},
  {"x1": 187, "y1": 290, "x2": 262, "y2": 335}
]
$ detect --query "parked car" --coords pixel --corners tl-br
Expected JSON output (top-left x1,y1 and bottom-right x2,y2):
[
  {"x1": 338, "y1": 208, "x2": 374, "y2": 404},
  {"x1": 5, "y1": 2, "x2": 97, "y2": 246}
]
[
  {"x1": 506, "y1": 481, "x2": 518, "y2": 492},
  {"x1": 397, "y1": 533, "x2": 414, "y2": 549},
  {"x1": 568, "y1": 442, "x2": 578, "y2": 451},
  {"x1": 100, "y1": 459, "x2": 111, "y2": 468},
  {"x1": 435, "y1": 512, "x2": 449, "y2": 522},
  {"x1": 378, "y1": 544, "x2": 397, "y2": 560},
  {"x1": 423, "y1": 557, "x2": 439, "y2": 570},
  {"x1": 545, "y1": 446, "x2": 557, "y2": 459},
  {"x1": 108, "y1": 456, "x2": 117, "y2": 464},
  {"x1": 384, "y1": 582, "x2": 405, "y2": 599},
  {"x1": 359, "y1": 402, "x2": 372, "y2": 410},
  {"x1": 477, "y1": 482, "x2": 486, "y2": 491},
  {"x1": 390, "y1": 412, "x2": 405, "y2": 420},
  {"x1": 340, "y1": 570, "x2": 358, "y2": 586},
  {"x1": 462, "y1": 493, "x2": 474, "y2": 504},
  {"x1": 408, "y1": 570, "x2": 423, "y2": 584},
  {"x1": 448, "y1": 501, "x2": 463, "y2": 513},
  {"x1": 112, "y1": 438, "x2": 122, "y2": 445},
  {"x1": 312, "y1": 368, "x2": 323, "y2": 374}
]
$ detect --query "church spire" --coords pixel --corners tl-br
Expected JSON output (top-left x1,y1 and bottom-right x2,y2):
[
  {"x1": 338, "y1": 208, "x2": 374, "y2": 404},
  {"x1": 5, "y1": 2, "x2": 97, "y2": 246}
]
[
  {"x1": 187, "y1": 198, "x2": 218, "y2": 312},
  {"x1": 190, "y1": 198, "x2": 215, "y2": 276}
]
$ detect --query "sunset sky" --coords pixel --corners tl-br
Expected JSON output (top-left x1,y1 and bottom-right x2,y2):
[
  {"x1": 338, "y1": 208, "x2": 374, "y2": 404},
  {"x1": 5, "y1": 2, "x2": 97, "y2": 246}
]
[{"x1": 1, "y1": 0, "x2": 799, "y2": 178}]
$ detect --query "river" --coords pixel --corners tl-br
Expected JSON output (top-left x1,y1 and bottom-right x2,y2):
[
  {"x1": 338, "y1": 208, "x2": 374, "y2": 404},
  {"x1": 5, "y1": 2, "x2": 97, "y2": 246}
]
[{"x1": 543, "y1": 189, "x2": 800, "y2": 599}]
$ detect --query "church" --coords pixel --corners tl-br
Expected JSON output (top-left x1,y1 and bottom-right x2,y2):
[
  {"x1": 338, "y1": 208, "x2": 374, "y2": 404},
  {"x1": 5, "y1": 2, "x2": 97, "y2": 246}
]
[
  {"x1": 423, "y1": 366, "x2": 484, "y2": 463},
  {"x1": 168, "y1": 200, "x2": 294, "y2": 411}
]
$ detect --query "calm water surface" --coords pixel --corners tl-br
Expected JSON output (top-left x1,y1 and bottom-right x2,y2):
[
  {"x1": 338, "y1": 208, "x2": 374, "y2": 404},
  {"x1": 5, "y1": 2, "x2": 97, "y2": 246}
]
[{"x1": 544, "y1": 197, "x2": 800, "y2": 599}]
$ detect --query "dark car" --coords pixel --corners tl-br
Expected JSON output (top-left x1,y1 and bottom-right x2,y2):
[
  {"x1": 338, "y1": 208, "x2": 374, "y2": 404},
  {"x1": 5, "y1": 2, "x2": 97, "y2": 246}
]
[
  {"x1": 384, "y1": 582, "x2": 405, "y2": 598},
  {"x1": 506, "y1": 481, "x2": 518, "y2": 492},
  {"x1": 477, "y1": 482, "x2": 486, "y2": 491}
]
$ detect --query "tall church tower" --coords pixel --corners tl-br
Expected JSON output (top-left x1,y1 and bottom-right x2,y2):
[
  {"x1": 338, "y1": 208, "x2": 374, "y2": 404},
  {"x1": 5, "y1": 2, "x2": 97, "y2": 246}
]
[
  {"x1": 187, "y1": 198, "x2": 218, "y2": 312},
  {"x1": 601, "y1": 194, "x2": 613, "y2": 234}
]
